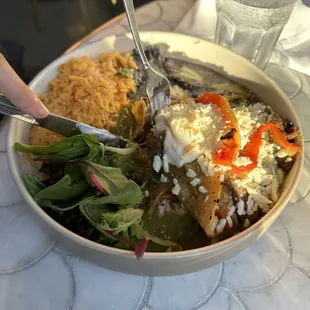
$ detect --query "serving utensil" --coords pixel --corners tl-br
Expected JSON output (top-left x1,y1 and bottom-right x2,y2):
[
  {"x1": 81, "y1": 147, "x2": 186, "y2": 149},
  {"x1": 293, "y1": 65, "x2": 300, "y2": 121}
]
[
  {"x1": 0, "y1": 94, "x2": 127, "y2": 145},
  {"x1": 122, "y1": 0, "x2": 171, "y2": 117}
]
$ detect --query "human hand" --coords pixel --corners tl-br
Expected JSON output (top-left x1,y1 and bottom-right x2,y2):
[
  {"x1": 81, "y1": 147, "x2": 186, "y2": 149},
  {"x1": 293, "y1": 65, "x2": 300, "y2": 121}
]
[{"x1": 0, "y1": 53, "x2": 49, "y2": 119}]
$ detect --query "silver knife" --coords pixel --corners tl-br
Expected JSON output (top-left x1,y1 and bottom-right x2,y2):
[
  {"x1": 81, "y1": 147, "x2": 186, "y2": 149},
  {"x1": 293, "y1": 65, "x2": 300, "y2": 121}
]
[{"x1": 0, "y1": 94, "x2": 127, "y2": 145}]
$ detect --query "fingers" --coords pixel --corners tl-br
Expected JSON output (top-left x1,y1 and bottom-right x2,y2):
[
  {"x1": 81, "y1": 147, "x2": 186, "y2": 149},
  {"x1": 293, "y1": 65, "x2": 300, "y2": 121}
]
[{"x1": 0, "y1": 53, "x2": 49, "y2": 119}]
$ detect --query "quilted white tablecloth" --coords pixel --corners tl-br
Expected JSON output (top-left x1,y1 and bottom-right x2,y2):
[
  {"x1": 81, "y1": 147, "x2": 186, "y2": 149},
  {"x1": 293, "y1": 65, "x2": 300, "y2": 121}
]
[{"x1": 1, "y1": 0, "x2": 310, "y2": 309}]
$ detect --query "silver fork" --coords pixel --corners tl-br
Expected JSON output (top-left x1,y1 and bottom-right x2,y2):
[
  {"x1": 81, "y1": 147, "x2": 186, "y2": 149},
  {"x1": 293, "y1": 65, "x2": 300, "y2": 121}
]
[{"x1": 122, "y1": 0, "x2": 171, "y2": 117}]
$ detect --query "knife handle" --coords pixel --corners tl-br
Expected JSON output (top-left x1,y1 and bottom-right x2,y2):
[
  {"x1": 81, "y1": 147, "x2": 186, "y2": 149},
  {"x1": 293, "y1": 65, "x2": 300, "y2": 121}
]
[{"x1": 0, "y1": 94, "x2": 39, "y2": 125}]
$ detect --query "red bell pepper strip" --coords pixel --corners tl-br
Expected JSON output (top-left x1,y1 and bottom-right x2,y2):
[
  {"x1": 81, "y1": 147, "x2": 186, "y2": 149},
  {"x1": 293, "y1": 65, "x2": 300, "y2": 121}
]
[
  {"x1": 197, "y1": 92, "x2": 241, "y2": 166},
  {"x1": 231, "y1": 122, "x2": 302, "y2": 175}
]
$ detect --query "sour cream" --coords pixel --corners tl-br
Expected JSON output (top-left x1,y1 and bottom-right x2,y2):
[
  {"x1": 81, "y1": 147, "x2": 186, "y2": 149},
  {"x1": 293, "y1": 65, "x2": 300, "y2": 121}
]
[{"x1": 154, "y1": 100, "x2": 224, "y2": 168}]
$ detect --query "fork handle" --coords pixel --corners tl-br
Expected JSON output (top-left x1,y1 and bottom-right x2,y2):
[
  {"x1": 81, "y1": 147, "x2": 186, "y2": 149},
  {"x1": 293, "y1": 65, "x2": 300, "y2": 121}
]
[
  {"x1": 122, "y1": 0, "x2": 151, "y2": 70},
  {"x1": 0, "y1": 95, "x2": 39, "y2": 125}
]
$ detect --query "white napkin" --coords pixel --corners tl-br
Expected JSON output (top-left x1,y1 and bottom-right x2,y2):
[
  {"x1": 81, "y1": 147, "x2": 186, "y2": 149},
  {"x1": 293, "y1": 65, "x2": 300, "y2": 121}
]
[{"x1": 175, "y1": 0, "x2": 310, "y2": 76}]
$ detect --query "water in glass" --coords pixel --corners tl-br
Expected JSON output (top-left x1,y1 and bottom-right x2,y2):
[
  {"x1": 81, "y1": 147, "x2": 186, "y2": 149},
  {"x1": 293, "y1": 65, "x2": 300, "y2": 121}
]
[{"x1": 215, "y1": 0, "x2": 297, "y2": 68}]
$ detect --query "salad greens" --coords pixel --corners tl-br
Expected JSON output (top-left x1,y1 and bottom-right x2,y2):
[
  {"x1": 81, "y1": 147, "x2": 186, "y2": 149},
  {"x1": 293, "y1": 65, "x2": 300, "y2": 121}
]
[
  {"x1": 15, "y1": 135, "x2": 92, "y2": 160},
  {"x1": 24, "y1": 175, "x2": 46, "y2": 197},
  {"x1": 15, "y1": 134, "x2": 179, "y2": 258},
  {"x1": 36, "y1": 175, "x2": 89, "y2": 201}
]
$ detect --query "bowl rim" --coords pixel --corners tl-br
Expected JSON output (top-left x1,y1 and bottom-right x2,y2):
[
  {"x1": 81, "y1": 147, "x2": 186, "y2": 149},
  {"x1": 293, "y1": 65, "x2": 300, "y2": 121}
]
[{"x1": 7, "y1": 31, "x2": 304, "y2": 259}]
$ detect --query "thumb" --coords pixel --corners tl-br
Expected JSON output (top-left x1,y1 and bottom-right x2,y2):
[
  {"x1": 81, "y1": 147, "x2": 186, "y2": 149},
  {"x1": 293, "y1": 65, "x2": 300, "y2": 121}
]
[{"x1": 0, "y1": 53, "x2": 49, "y2": 119}]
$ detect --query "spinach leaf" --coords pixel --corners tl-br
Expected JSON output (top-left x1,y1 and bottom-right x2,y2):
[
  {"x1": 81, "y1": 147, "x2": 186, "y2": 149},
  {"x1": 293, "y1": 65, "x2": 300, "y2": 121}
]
[
  {"x1": 37, "y1": 174, "x2": 89, "y2": 201},
  {"x1": 79, "y1": 204, "x2": 109, "y2": 223},
  {"x1": 106, "y1": 153, "x2": 121, "y2": 168},
  {"x1": 15, "y1": 134, "x2": 137, "y2": 163},
  {"x1": 83, "y1": 134, "x2": 100, "y2": 145},
  {"x1": 64, "y1": 165, "x2": 84, "y2": 181},
  {"x1": 79, "y1": 204, "x2": 110, "y2": 235},
  {"x1": 15, "y1": 136, "x2": 86, "y2": 155},
  {"x1": 116, "y1": 68, "x2": 133, "y2": 78},
  {"x1": 79, "y1": 161, "x2": 129, "y2": 195},
  {"x1": 83, "y1": 135, "x2": 102, "y2": 160},
  {"x1": 15, "y1": 134, "x2": 101, "y2": 161},
  {"x1": 34, "y1": 155, "x2": 71, "y2": 162},
  {"x1": 56, "y1": 139, "x2": 89, "y2": 159},
  {"x1": 38, "y1": 193, "x2": 95, "y2": 212},
  {"x1": 88, "y1": 180, "x2": 143, "y2": 207},
  {"x1": 23, "y1": 175, "x2": 46, "y2": 196}
]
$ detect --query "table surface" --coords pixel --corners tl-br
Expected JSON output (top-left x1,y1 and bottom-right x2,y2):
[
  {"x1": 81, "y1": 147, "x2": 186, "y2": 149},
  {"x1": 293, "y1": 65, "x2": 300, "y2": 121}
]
[{"x1": 1, "y1": 1, "x2": 310, "y2": 309}]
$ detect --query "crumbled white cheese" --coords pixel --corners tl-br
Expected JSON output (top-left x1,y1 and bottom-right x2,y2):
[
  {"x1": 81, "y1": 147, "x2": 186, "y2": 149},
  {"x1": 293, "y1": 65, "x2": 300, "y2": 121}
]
[
  {"x1": 162, "y1": 154, "x2": 169, "y2": 173},
  {"x1": 198, "y1": 155, "x2": 224, "y2": 177},
  {"x1": 228, "y1": 205, "x2": 236, "y2": 216},
  {"x1": 198, "y1": 186, "x2": 207, "y2": 193},
  {"x1": 234, "y1": 156, "x2": 252, "y2": 167},
  {"x1": 261, "y1": 178, "x2": 272, "y2": 186},
  {"x1": 144, "y1": 190, "x2": 150, "y2": 197},
  {"x1": 251, "y1": 193, "x2": 273, "y2": 205},
  {"x1": 246, "y1": 196, "x2": 254, "y2": 211},
  {"x1": 276, "y1": 149, "x2": 288, "y2": 158},
  {"x1": 226, "y1": 215, "x2": 233, "y2": 228},
  {"x1": 267, "y1": 114, "x2": 274, "y2": 123},
  {"x1": 170, "y1": 84, "x2": 189, "y2": 99},
  {"x1": 233, "y1": 105, "x2": 268, "y2": 149},
  {"x1": 227, "y1": 104, "x2": 281, "y2": 207},
  {"x1": 186, "y1": 169, "x2": 196, "y2": 178},
  {"x1": 160, "y1": 174, "x2": 168, "y2": 183},
  {"x1": 204, "y1": 196, "x2": 209, "y2": 202},
  {"x1": 154, "y1": 101, "x2": 224, "y2": 168},
  {"x1": 154, "y1": 99, "x2": 285, "y2": 216},
  {"x1": 237, "y1": 200, "x2": 245, "y2": 216},
  {"x1": 212, "y1": 217, "x2": 219, "y2": 232},
  {"x1": 172, "y1": 185, "x2": 181, "y2": 195},
  {"x1": 172, "y1": 178, "x2": 181, "y2": 195},
  {"x1": 153, "y1": 155, "x2": 162, "y2": 173},
  {"x1": 248, "y1": 102, "x2": 267, "y2": 113},
  {"x1": 190, "y1": 178, "x2": 200, "y2": 187},
  {"x1": 247, "y1": 209, "x2": 254, "y2": 216},
  {"x1": 216, "y1": 218, "x2": 227, "y2": 234}
]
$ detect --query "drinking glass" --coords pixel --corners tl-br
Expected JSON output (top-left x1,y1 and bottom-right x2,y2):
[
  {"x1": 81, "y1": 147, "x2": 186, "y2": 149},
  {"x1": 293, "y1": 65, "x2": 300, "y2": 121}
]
[{"x1": 215, "y1": 0, "x2": 297, "y2": 69}]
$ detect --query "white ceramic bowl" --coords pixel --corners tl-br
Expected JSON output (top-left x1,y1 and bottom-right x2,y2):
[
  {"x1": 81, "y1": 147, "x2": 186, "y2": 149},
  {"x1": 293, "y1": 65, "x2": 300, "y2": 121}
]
[{"x1": 7, "y1": 32, "x2": 303, "y2": 276}]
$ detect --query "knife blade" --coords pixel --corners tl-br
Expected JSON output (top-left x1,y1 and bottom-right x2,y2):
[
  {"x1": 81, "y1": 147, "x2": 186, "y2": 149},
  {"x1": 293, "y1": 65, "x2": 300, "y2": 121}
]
[{"x1": 0, "y1": 94, "x2": 127, "y2": 146}]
